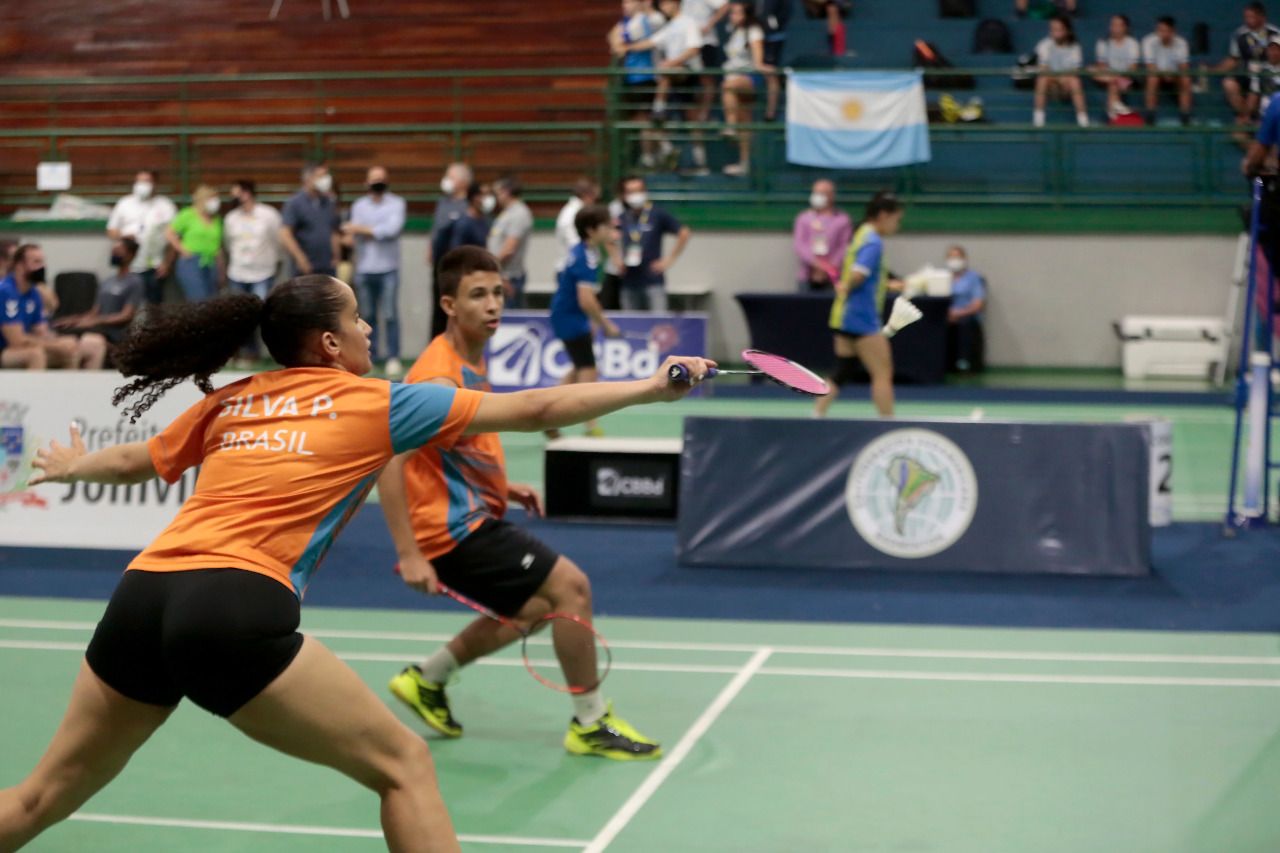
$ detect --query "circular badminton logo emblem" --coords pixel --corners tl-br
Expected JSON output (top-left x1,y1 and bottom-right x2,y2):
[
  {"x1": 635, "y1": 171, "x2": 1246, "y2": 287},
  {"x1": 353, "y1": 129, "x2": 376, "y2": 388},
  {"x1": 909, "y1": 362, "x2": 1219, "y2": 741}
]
[{"x1": 845, "y1": 429, "x2": 978, "y2": 559}]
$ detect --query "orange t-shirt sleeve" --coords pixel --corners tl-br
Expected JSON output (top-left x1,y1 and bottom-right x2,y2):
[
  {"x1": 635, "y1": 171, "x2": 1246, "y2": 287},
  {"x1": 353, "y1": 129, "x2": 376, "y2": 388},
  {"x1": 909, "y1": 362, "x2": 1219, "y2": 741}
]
[{"x1": 147, "y1": 395, "x2": 219, "y2": 483}]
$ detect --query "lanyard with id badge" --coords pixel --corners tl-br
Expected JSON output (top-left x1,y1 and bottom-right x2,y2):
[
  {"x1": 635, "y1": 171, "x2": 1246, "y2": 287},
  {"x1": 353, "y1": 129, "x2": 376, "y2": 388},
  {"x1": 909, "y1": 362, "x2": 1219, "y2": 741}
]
[
  {"x1": 810, "y1": 216, "x2": 829, "y2": 258},
  {"x1": 624, "y1": 207, "x2": 650, "y2": 268}
]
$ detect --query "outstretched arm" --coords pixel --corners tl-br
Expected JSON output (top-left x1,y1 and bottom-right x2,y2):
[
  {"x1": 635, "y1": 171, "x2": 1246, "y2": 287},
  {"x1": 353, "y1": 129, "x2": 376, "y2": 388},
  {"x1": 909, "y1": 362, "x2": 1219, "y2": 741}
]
[{"x1": 29, "y1": 425, "x2": 156, "y2": 486}]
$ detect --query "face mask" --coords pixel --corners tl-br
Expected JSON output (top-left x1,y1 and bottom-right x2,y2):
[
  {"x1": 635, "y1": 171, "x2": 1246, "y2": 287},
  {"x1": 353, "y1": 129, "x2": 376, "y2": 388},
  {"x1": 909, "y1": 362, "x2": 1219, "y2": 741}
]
[
  {"x1": 946, "y1": 257, "x2": 967, "y2": 272},
  {"x1": 226, "y1": 196, "x2": 242, "y2": 211},
  {"x1": 810, "y1": 193, "x2": 830, "y2": 210},
  {"x1": 132, "y1": 181, "x2": 153, "y2": 200},
  {"x1": 441, "y1": 176, "x2": 456, "y2": 195},
  {"x1": 110, "y1": 253, "x2": 125, "y2": 268},
  {"x1": 28, "y1": 266, "x2": 46, "y2": 285},
  {"x1": 369, "y1": 181, "x2": 388, "y2": 194},
  {"x1": 625, "y1": 191, "x2": 648, "y2": 209},
  {"x1": 481, "y1": 195, "x2": 496, "y2": 215},
  {"x1": 204, "y1": 198, "x2": 222, "y2": 214},
  {"x1": 312, "y1": 174, "x2": 333, "y2": 194}
]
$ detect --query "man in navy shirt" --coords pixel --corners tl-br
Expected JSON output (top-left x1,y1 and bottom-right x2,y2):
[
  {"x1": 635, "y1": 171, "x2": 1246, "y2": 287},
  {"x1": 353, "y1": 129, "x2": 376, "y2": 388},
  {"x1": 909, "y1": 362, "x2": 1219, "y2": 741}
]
[
  {"x1": 279, "y1": 162, "x2": 341, "y2": 277},
  {"x1": 1245, "y1": 97, "x2": 1280, "y2": 287},
  {"x1": 616, "y1": 176, "x2": 691, "y2": 312},
  {"x1": 551, "y1": 205, "x2": 621, "y2": 436},
  {"x1": 0, "y1": 244, "x2": 98, "y2": 370}
]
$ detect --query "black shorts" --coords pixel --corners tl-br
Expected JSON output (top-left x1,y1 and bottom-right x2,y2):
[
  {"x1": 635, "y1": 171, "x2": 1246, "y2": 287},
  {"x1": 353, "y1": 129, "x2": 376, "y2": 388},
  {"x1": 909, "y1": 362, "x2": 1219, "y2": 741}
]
[
  {"x1": 561, "y1": 333, "x2": 596, "y2": 370},
  {"x1": 432, "y1": 519, "x2": 560, "y2": 617},
  {"x1": 621, "y1": 79, "x2": 656, "y2": 109},
  {"x1": 700, "y1": 43, "x2": 723, "y2": 70},
  {"x1": 86, "y1": 568, "x2": 303, "y2": 717},
  {"x1": 762, "y1": 39, "x2": 784, "y2": 68}
]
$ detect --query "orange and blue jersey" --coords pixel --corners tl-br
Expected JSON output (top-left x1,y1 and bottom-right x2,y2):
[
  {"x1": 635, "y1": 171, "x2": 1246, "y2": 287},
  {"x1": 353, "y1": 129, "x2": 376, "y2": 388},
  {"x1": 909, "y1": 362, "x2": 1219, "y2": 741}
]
[
  {"x1": 129, "y1": 367, "x2": 482, "y2": 597},
  {"x1": 401, "y1": 335, "x2": 509, "y2": 559}
]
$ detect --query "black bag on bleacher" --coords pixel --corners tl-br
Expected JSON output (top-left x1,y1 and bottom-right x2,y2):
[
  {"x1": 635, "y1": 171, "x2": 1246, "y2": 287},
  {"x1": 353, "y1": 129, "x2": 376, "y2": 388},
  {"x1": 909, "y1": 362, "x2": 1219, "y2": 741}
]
[
  {"x1": 973, "y1": 19, "x2": 1014, "y2": 54},
  {"x1": 939, "y1": 0, "x2": 976, "y2": 18},
  {"x1": 913, "y1": 40, "x2": 976, "y2": 89},
  {"x1": 1011, "y1": 52, "x2": 1037, "y2": 90}
]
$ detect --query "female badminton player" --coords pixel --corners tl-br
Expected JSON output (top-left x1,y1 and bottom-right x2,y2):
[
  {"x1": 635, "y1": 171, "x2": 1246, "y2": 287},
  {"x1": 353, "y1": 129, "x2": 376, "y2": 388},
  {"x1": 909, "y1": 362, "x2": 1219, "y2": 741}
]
[
  {"x1": 0, "y1": 274, "x2": 712, "y2": 853},
  {"x1": 382, "y1": 247, "x2": 659, "y2": 761},
  {"x1": 815, "y1": 191, "x2": 905, "y2": 418}
]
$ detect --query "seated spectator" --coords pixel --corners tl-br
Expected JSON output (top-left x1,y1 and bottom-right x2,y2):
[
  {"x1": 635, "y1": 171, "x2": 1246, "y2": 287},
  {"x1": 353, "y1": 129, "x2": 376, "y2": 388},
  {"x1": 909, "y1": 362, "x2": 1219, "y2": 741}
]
[
  {"x1": 166, "y1": 184, "x2": 223, "y2": 303},
  {"x1": 618, "y1": 0, "x2": 704, "y2": 170},
  {"x1": 0, "y1": 244, "x2": 102, "y2": 370},
  {"x1": 1016, "y1": 0, "x2": 1076, "y2": 18},
  {"x1": 609, "y1": 0, "x2": 667, "y2": 168},
  {"x1": 944, "y1": 245, "x2": 986, "y2": 373},
  {"x1": 51, "y1": 237, "x2": 144, "y2": 367},
  {"x1": 802, "y1": 1, "x2": 848, "y2": 59},
  {"x1": 1091, "y1": 14, "x2": 1140, "y2": 119},
  {"x1": 1142, "y1": 16, "x2": 1194, "y2": 126},
  {"x1": 758, "y1": 0, "x2": 791, "y2": 119},
  {"x1": 1216, "y1": 3, "x2": 1280, "y2": 125},
  {"x1": 1255, "y1": 36, "x2": 1280, "y2": 113},
  {"x1": 793, "y1": 179, "x2": 852, "y2": 292},
  {"x1": 721, "y1": 3, "x2": 774, "y2": 177},
  {"x1": 448, "y1": 182, "x2": 493, "y2": 252},
  {"x1": 1033, "y1": 15, "x2": 1089, "y2": 128}
]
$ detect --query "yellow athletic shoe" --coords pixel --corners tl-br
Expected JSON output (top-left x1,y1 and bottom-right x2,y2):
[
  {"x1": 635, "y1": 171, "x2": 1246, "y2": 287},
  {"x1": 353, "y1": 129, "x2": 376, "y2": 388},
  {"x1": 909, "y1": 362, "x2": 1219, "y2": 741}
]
[
  {"x1": 389, "y1": 666, "x2": 462, "y2": 738},
  {"x1": 564, "y1": 704, "x2": 661, "y2": 761},
  {"x1": 585, "y1": 425, "x2": 605, "y2": 438}
]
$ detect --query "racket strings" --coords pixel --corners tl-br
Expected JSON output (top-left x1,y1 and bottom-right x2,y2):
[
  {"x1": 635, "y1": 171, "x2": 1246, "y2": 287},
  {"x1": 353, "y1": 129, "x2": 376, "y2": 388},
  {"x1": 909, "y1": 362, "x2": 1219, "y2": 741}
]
[{"x1": 742, "y1": 350, "x2": 831, "y2": 396}]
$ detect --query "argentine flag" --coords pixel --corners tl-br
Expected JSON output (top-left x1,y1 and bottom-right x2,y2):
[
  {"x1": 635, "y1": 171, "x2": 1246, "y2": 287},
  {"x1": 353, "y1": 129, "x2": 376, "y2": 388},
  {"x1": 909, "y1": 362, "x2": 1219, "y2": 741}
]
[{"x1": 786, "y1": 71, "x2": 931, "y2": 170}]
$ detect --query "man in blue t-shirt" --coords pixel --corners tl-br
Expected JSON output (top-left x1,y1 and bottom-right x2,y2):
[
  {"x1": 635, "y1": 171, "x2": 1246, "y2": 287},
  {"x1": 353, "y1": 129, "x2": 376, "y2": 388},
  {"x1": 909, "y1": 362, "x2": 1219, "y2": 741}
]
[
  {"x1": 616, "y1": 176, "x2": 691, "y2": 312},
  {"x1": 0, "y1": 244, "x2": 95, "y2": 370},
  {"x1": 945, "y1": 245, "x2": 988, "y2": 373},
  {"x1": 550, "y1": 205, "x2": 621, "y2": 437}
]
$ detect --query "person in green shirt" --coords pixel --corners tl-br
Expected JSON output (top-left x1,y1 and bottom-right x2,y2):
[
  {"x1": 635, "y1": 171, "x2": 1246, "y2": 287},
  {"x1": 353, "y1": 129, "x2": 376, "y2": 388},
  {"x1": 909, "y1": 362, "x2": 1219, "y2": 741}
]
[{"x1": 165, "y1": 184, "x2": 224, "y2": 303}]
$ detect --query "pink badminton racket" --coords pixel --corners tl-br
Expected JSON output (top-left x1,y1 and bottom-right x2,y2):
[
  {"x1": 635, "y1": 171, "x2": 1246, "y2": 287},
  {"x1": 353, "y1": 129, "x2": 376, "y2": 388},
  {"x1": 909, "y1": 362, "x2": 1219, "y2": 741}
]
[{"x1": 668, "y1": 349, "x2": 830, "y2": 396}]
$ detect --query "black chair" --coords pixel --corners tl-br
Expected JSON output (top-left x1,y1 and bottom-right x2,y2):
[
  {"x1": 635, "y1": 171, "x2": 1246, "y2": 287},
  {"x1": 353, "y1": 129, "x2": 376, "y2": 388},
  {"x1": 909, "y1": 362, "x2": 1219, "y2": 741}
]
[{"x1": 52, "y1": 271, "x2": 98, "y2": 320}]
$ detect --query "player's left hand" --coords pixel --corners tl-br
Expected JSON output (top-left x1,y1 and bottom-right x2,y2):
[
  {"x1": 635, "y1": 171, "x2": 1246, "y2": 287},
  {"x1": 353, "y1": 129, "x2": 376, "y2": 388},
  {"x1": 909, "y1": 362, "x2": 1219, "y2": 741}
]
[
  {"x1": 508, "y1": 484, "x2": 544, "y2": 518},
  {"x1": 29, "y1": 424, "x2": 86, "y2": 486}
]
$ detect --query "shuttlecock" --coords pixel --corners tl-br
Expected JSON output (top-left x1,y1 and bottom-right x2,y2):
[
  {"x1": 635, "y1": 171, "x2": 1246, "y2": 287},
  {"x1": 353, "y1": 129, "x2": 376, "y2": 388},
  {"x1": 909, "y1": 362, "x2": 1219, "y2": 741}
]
[{"x1": 882, "y1": 298, "x2": 923, "y2": 338}]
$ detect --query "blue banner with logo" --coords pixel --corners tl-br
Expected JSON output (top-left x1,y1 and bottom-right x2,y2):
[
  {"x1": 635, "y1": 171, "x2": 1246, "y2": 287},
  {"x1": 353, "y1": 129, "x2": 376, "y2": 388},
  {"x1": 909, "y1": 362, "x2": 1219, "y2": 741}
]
[
  {"x1": 486, "y1": 311, "x2": 708, "y2": 392},
  {"x1": 677, "y1": 417, "x2": 1153, "y2": 576}
]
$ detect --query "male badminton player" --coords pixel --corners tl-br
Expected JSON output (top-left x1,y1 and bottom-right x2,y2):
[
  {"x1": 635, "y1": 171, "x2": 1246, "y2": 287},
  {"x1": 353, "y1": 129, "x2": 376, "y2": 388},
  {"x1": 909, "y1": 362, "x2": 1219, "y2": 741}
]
[
  {"x1": 815, "y1": 191, "x2": 905, "y2": 418},
  {"x1": 383, "y1": 246, "x2": 661, "y2": 761}
]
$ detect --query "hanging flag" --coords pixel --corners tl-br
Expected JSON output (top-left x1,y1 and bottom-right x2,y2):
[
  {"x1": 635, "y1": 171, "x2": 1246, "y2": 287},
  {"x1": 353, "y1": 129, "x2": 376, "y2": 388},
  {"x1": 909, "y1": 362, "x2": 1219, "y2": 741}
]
[{"x1": 786, "y1": 71, "x2": 931, "y2": 170}]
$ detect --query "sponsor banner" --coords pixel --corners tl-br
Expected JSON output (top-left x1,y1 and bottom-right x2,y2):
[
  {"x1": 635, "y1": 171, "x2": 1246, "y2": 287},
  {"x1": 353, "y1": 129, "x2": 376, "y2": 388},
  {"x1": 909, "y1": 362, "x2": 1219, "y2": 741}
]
[
  {"x1": 487, "y1": 311, "x2": 708, "y2": 392},
  {"x1": 0, "y1": 372, "x2": 247, "y2": 550},
  {"x1": 589, "y1": 458, "x2": 675, "y2": 512},
  {"x1": 678, "y1": 417, "x2": 1152, "y2": 576}
]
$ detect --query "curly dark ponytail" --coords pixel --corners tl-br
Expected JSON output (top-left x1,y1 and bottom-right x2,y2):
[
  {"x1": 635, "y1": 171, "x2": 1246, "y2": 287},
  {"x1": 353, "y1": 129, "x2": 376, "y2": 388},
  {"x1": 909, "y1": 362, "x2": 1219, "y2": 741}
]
[{"x1": 112, "y1": 275, "x2": 350, "y2": 423}]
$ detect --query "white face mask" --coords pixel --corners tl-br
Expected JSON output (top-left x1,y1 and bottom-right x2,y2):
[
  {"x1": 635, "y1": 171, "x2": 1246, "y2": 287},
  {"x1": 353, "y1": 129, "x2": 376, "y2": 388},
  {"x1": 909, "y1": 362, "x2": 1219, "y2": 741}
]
[
  {"x1": 625, "y1": 191, "x2": 648, "y2": 209},
  {"x1": 132, "y1": 181, "x2": 154, "y2": 200},
  {"x1": 810, "y1": 192, "x2": 830, "y2": 210},
  {"x1": 946, "y1": 257, "x2": 967, "y2": 272},
  {"x1": 481, "y1": 195, "x2": 496, "y2": 215},
  {"x1": 204, "y1": 197, "x2": 221, "y2": 214},
  {"x1": 441, "y1": 176, "x2": 456, "y2": 195},
  {"x1": 312, "y1": 174, "x2": 333, "y2": 194}
]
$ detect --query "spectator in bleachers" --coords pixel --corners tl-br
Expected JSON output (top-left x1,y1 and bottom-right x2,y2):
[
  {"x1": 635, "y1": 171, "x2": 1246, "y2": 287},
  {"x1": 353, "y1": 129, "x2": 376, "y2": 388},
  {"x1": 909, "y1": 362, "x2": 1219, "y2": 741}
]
[
  {"x1": 1016, "y1": 0, "x2": 1076, "y2": 18},
  {"x1": 609, "y1": 0, "x2": 668, "y2": 168},
  {"x1": 0, "y1": 244, "x2": 100, "y2": 370},
  {"x1": 165, "y1": 185, "x2": 223, "y2": 303},
  {"x1": 0, "y1": 239, "x2": 16, "y2": 281},
  {"x1": 280, "y1": 163, "x2": 340, "y2": 277},
  {"x1": 617, "y1": 174, "x2": 691, "y2": 311},
  {"x1": 756, "y1": 0, "x2": 791, "y2": 119},
  {"x1": 793, "y1": 179, "x2": 852, "y2": 292},
  {"x1": 945, "y1": 245, "x2": 987, "y2": 373},
  {"x1": 488, "y1": 176, "x2": 535, "y2": 307},
  {"x1": 51, "y1": 237, "x2": 144, "y2": 366},
  {"x1": 1033, "y1": 15, "x2": 1089, "y2": 128},
  {"x1": 428, "y1": 161, "x2": 473, "y2": 337},
  {"x1": 1091, "y1": 14, "x2": 1140, "y2": 119},
  {"x1": 802, "y1": 1, "x2": 848, "y2": 58},
  {"x1": 448, "y1": 182, "x2": 494, "y2": 254},
  {"x1": 344, "y1": 165, "x2": 406, "y2": 378},
  {"x1": 686, "y1": 0, "x2": 733, "y2": 175},
  {"x1": 107, "y1": 169, "x2": 176, "y2": 305},
  {"x1": 618, "y1": 0, "x2": 705, "y2": 170},
  {"x1": 1254, "y1": 36, "x2": 1280, "y2": 113},
  {"x1": 1142, "y1": 16, "x2": 1194, "y2": 126},
  {"x1": 556, "y1": 177, "x2": 601, "y2": 266},
  {"x1": 1216, "y1": 2, "x2": 1280, "y2": 125},
  {"x1": 721, "y1": 2, "x2": 774, "y2": 177}
]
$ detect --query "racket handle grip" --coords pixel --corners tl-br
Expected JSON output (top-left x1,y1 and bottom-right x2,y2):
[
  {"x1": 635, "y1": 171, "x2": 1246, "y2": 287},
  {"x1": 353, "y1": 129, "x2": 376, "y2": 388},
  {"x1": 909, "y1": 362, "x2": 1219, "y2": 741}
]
[{"x1": 668, "y1": 364, "x2": 718, "y2": 383}]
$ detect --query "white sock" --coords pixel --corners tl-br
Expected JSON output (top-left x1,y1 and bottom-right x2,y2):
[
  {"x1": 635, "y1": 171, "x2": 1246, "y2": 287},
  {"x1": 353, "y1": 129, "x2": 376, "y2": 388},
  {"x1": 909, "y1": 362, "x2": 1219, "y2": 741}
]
[
  {"x1": 571, "y1": 690, "x2": 607, "y2": 725},
  {"x1": 1076, "y1": 111, "x2": 1089, "y2": 127},
  {"x1": 418, "y1": 648, "x2": 459, "y2": 684},
  {"x1": 692, "y1": 144, "x2": 707, "y2": 166},
  {"x1": 652, "y1": 98, "x2": 666, "y2": 113},
  {"x1": 1032, "y1": 109, "x2": 1045, "y2": 127}
]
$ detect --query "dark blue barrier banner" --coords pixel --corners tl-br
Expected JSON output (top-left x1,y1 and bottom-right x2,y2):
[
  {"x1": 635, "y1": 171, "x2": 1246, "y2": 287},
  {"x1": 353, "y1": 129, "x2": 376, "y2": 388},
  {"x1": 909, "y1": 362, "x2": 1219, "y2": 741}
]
[
  {"x1": 486, "y1": 311, "x2": 708, "y2": 392},
  {"x1": 677, "y1": 417, "x2": 1152, "y2": 576}
]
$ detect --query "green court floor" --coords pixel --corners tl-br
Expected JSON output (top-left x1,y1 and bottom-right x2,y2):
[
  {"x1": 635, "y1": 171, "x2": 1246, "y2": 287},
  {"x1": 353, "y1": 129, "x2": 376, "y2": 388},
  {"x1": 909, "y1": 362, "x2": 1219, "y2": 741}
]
[{"x1": 3, "y1": 597, "x2": 1280, "y2": 852}]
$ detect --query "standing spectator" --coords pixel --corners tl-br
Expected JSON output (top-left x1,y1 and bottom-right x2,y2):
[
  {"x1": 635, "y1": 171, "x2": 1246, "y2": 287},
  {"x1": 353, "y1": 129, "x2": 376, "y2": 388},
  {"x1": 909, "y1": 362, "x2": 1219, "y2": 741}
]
[
  {"x1": 448, "y1": 183, "x2": 494, "y2": 253},
  {"x1": 487, "y1": 177, "x2": 534, "y2": 307},
  {"x1": 165, "y1": 185, "x2": 223, "y2": 304},
  {"x1": 608, "y1": 0, "x2": 668, "y2": 168},
  {"x1": 555, "y1": 178, "x2": 601, "y2": 266},
  {"x1": 755, "y1": 0, "x2": 791, "y2": 120},
  {"x1": 0, "y1": 239, "x2": 16, "y2": 280},
  {"x1": 1142, "y1": 16, "x2": 1194, "y2": 126},
  {"x1": 721, "y1": 3, "x2": 773, "y2": 177},
  {"x1": 106, "y1": 169, "x2": 176, "y2": 305},
  {"x1": 1254, "y1": 37, "x2": 1280, "y2": 113},
  {"x1": 1217, "y1": 3, "x2": 1280, "y2": 125},
  {"x1": 685, "y1": 0, "x2": 733, "y2": 176},
  {"x1": 428, "y1": 162, "x2": 473, "y2": 337},
  {"x1": 619, "y1": 0, "x2": 705, "y2": 170},
  {"x1": 617, "y1": 175, "x2": 691, "y2": 311},
  {"x1": 223, "y1": 180, "x2": 281, "y2": 366},
  {"x1": 793, "y1": 179, "x2": 852, "y2": 292},
  {"x1": 1092, "y1": 14, "x2": 1141, "y2": 118},
  {"x1": 52, "y1": 237, "x2": 145, "y2": 365},
  {"x1": 1033, "y1": 15, "x2": 1089, "y2": 128},
  {"x1": 279, "y1": 162, "x2": 341, "y2": 277},
  {"x1": 0, "y1": 244, "x2": 100, "y2": 370},
  {"x1": 344, "y1": 165, "x2": 407, "y2": 377},
  {"x1": 944, "y1": 245, "x2": 987, "y2": 373}
]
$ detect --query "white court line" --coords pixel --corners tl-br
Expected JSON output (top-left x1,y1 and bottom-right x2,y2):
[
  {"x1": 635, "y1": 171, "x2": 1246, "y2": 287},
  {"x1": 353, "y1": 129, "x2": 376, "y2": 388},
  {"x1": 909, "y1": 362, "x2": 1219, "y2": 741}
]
[
  {"x1": 69, "y1": 812, "x2": 586, "y2": 848},
  {"x1": 3, "y1": 618, "x2": 1280, "y2": 667},
  {"x1": 582, "y1": 647, "x2": 773, "y2": 853}
]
